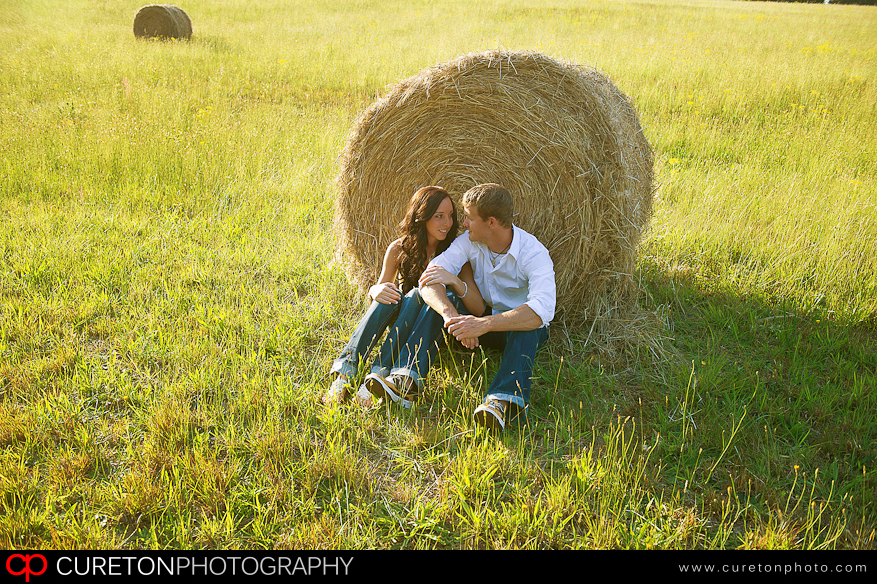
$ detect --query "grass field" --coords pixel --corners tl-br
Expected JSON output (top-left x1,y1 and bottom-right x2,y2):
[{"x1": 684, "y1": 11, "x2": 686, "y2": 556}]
[{"x1": 1, "y1": 0, "x2": 875, "y2": 549}]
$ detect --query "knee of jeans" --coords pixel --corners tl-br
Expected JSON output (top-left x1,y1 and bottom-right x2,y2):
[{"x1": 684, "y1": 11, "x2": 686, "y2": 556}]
[
  {"x1": 511, "y1": 327, "x2": 548, "y2": 345},
  {"x1": 405, "y1": 287, "x2": 422, "y2": 301}
]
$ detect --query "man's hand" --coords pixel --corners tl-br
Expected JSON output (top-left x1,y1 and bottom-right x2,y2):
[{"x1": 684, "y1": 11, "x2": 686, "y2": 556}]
[
  {"x1": 445, "y1": 314, "x2": 490, "y2": 348},
  {"x1": 418, "y1": 265, "x2": 458, "y2": 290},
  {"x1": 456, "y1": 334, "x2": 480, "y2": 349}
]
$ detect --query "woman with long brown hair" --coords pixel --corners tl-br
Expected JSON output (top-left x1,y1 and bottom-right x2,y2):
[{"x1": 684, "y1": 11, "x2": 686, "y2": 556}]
[{"x1": 323, "y1": 186, "x2": 484, "y2": 406}]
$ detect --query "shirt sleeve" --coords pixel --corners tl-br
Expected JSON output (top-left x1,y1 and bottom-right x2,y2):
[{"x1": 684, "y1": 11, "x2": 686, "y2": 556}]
[
  {"x1": 428, "y1": 233, "x2": 471, "y2": 277},
  {"x1": 521, "y1": 248, "x2": 556, "y2": 327}
]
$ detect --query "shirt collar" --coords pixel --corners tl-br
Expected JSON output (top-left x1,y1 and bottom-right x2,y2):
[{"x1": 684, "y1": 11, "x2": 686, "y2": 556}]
[
  {"x1": 505, "y1": 225, "x2": 520, "y2": 260},
  {"x1": 475, "y1": 225, "x2": 519, "y2": 261}
]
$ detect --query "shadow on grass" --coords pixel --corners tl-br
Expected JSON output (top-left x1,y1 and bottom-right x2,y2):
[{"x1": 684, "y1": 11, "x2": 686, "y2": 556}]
[{"x1": 445, "y1": 259, "x2": 877, "y2": 545}]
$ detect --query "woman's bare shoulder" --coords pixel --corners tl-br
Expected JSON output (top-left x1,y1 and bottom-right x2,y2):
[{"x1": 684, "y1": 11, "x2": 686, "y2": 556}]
[
  {"x1": 387, "y1": 237, "x2": 404, "y2": 254},
  {"x1": 383, "y1": 237, "x2": 405, "y2": 263}
]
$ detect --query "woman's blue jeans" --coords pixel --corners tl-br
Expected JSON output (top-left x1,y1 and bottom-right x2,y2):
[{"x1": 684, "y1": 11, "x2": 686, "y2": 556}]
[
  {"x1": 330, "y1": 287, "x2": 427, "y2": 381},
  {"x1": 332, "y1": 290, "x2": 548, "y2": 423}
]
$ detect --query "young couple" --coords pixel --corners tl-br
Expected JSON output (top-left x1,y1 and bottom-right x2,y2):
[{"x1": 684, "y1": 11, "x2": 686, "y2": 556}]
[{"x1": 324, "y1": 183, "x2": 556, "y2": 431}]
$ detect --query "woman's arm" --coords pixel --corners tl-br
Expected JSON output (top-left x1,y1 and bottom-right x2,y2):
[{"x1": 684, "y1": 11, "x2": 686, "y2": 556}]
[
  {"x1": 457, "y1": 262, "x2": 485, "y2": 317},
  {"x1": 368, "y1": 239, "x2": 403, "y2": 304}
]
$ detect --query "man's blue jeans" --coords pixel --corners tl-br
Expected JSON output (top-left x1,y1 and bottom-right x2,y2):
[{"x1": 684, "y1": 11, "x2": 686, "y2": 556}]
[
  {"x1": 330, "y1": 287, "x2": 427, "y2": 380},
  {"x1": 391, "y1": 295, "x2": 549, "y2": 422},
  {"x1": 477, "y1": 326, "x2": 549, "y2": 424}
]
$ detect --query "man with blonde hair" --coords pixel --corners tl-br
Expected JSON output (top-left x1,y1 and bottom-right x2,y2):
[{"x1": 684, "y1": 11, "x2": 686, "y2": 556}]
[{"x1": 417, "y1": 183, "x2": 556, "y2": 430}]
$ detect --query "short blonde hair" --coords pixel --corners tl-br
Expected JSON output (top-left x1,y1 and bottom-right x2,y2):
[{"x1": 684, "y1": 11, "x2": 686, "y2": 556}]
[{"x1": 462, "y1": 183, "x2": 513, "y2": 227}]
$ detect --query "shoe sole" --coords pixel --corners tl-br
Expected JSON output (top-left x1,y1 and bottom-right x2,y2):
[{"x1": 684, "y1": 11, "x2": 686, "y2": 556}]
[
  {"x1": 364, "y1": 374, "x2": 414, "y2": 409},
  {"x1": 473, "y1": 405, "x2": 505, "y2": 431}
]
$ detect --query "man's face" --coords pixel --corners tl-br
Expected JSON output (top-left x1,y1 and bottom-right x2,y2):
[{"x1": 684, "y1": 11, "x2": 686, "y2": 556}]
[{"x1": 462, "y1": 204, "x2": 490, "y2": 243}]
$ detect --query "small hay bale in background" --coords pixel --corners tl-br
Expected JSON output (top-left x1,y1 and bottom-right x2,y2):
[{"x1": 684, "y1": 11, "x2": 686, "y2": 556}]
[
  {"x1": 335, "y1": 50, "x2": 654, "y2": 334},
  {"x1": 133, "y1": 5, "x2": 192, "y2": 40}
]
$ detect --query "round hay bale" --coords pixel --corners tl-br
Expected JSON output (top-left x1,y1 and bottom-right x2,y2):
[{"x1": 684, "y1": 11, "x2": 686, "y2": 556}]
[
  {"x1": 334, "y1": 49, "x2": 654, "y2": 326},
  {"x1": 133, "y1": 5, "x2": 192, "y2": 40}
]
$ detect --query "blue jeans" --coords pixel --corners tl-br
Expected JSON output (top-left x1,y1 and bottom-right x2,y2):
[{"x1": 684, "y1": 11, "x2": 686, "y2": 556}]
[
  {"x1": 331, "y1": 287, "x2": 427, "y2": 380},
  {"x1": 477, "y1": 326, "x2": 549, "y2": 424},
  {"x1": 391, "y1": 296, "x2": 549, "y2": 422},
  {"x1": 388, "y1": 293, "x2": 457, "y2": 389}
]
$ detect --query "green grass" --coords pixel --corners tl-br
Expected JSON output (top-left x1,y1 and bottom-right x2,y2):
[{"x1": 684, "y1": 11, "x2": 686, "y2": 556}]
[{"x1": 1, "y1": 0, "x2": 875, "y2": 549}]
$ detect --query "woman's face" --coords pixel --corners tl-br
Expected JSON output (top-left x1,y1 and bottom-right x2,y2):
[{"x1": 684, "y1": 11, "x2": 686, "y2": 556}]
[{"x1": 424, "y1": 196, "x2": 455, "y2": 244}]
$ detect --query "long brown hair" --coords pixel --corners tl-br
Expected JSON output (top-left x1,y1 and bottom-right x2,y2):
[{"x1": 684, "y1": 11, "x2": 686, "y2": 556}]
[{"x1": 397, "y1": 186, "x2": 459, "y2": 293}]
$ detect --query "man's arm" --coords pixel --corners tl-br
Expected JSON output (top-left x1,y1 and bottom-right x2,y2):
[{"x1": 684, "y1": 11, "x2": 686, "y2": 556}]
[
  {"x1": 420, "y1": 282, "x2": 460, "y2": 322},
  {"x1": 445, "y1": 236, "x2": 555, "y2": 342},
  {"x1": 418, "y1": 235, "x2": 481, "y2": 346},
  {"x1": 444, "y1": 303, "x2": 542, "y2": 341},
  {"x1": 420, "y1": 283, "x2": 480, "y2": 349},
  {"x1": 419, "y1": 232, "x2": 467, "y2": 323}
]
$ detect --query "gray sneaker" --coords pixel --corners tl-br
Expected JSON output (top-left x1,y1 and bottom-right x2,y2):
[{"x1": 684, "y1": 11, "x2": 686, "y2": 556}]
[
  {"x1": 364, "y1": 373, "x2": 419, "y2": 409},
  {"x1": 473, "y1": 397, "x2": 508, "y2": 431}
]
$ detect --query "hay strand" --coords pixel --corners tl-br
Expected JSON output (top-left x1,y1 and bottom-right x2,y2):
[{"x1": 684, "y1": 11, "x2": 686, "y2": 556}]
[
  {"x1": 334, "y1": 50, "x2": 654, "y2": 330},
  {"x1": 133, "y1": 5, "x2": 192, "y2": 40}
]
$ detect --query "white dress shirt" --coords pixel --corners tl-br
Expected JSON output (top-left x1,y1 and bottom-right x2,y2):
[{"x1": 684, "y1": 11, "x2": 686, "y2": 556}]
[{"x1": 428, "y1": 225, "x2": 556, "y2": 327}]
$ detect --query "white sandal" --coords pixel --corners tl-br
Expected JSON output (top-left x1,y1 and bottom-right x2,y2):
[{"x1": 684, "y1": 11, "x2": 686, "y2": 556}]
[
  {"x1": 353, "y1": 384, "x2": 376, "y2": 407},
  {"x1": 321, "y1": 376, "x2": 349, "y2": 406}
]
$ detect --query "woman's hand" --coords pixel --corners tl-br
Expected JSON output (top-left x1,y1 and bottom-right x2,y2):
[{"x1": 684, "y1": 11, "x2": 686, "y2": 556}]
[
  {"x1": 418, "y1": 265, "x2": 460, "y2": 291},
  {"x1": 369, "y1": 282, "x2": 402, "y2": 305}
]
